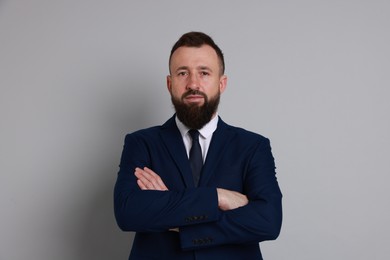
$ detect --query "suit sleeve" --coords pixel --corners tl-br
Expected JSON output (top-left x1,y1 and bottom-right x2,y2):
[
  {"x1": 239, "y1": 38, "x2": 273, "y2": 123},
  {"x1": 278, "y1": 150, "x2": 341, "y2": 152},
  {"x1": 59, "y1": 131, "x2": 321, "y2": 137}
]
[
  {"x1": 114, "y1": 133, "x2": 220, "y2": 232},
  {"x1": 178, "y1": 137, "x2": 283, "y2": 250}
]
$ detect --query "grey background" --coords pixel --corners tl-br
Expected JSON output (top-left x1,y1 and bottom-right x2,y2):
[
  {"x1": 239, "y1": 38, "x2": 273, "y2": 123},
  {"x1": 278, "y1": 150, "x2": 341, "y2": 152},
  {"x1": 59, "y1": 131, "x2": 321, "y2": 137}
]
[{"x1": 1, "y1": 0, "x2": 389, "y2": 259}]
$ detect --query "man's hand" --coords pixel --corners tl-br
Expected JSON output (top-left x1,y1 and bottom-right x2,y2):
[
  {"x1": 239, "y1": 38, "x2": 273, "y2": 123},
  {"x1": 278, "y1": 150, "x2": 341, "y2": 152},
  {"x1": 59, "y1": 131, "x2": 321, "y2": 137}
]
[
  {"x1": 134, "y1": 167, "x2": 168, "y2": 191},
  {"x1": 134, "y1": 167, "x2": 247, "y2": 211},
  {"x1": 135, "y1": 167, "x2": 178, "y2": 232},
  {"x1": 217, "y1": 188, "x2": 248, "y2": 211}
]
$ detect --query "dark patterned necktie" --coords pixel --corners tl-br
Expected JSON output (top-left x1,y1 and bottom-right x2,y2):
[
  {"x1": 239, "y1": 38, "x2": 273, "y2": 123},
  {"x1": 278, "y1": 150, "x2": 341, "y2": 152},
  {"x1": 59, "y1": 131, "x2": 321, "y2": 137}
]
[{"x1": 189, "y1": 129, "x2": 203, "y2": 186}]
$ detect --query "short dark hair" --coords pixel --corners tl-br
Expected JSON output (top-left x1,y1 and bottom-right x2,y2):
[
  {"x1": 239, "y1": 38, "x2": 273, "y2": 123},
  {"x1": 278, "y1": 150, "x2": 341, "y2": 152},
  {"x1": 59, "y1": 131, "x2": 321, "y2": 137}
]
[{"x1": 169, "y1": 31, "x2": 225, "y2": 75}]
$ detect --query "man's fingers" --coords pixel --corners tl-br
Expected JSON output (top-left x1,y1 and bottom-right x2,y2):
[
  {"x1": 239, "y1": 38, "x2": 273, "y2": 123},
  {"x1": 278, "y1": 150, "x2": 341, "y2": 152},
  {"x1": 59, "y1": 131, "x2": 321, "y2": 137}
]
[
  {"x1": 137, "y1": 179, "x2": 147, "y2": 190},
  {"x1": 135, "y1": 171, "x2": 152, "y2": 190},
  {"x1": 143, "y1": 167, "x2": 158, "y2": 176},
  {"x1": 143, "y1": 167, "x2": 168, "y2": 190},
  {"x1": 134, "y1": 167, "x2": 168, "y2": 191},
  {"x1": 217, "y1": 188, "x2": 248, "y2": 211}
]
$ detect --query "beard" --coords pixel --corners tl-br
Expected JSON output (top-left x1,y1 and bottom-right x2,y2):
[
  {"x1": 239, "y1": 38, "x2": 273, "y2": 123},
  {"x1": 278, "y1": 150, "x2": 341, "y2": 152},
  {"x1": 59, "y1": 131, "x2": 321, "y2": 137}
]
[{"x1": 171, "y1": 89, "x2": 220, "y2": 130}]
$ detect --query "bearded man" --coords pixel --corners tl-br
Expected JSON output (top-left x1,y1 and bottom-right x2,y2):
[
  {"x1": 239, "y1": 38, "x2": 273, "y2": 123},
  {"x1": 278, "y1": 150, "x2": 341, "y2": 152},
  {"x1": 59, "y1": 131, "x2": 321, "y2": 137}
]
[{"x1": 114, "y1": 31, "x2": 283, "y2": 260}]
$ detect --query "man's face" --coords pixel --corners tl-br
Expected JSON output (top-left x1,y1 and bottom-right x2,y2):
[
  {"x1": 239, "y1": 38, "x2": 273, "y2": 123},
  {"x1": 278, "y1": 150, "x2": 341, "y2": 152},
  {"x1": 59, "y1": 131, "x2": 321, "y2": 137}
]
[{"x1": 167, "y1": 45, "x2": 227, "y2": 129}]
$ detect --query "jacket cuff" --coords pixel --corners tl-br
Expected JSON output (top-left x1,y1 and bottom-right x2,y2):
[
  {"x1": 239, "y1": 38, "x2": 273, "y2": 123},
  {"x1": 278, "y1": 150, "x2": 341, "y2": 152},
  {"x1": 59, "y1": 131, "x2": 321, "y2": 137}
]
[{"x1": 179, "y1": 188, "x2": 220, "y2": 250}]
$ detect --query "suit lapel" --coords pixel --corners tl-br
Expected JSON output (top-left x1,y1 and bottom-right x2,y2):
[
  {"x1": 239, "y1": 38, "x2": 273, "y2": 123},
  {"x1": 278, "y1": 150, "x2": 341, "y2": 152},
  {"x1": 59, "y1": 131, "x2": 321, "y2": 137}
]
[
  {"x1": 199, "y1": 118, "x2": 235, "y2": 186},
  {"x1": 160, "y1": 116, "x2": 195, "y2": 188}
]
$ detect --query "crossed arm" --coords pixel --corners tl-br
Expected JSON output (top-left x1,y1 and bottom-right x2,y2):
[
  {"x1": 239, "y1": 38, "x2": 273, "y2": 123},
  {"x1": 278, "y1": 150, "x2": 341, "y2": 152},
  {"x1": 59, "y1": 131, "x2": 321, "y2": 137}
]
[
  {"x1": 135, "y1": 167, "x2": 248, "y2": 211},
  {"x1": 115, "y1": 133, "x2": 282, "y2": 249}
]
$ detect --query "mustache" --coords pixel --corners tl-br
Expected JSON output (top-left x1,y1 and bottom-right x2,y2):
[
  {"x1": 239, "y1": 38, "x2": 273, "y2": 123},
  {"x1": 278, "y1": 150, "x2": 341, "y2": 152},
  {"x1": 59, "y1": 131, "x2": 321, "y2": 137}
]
[{"x1": 182, "y1": 90, "x2": 207, "y2": 99}]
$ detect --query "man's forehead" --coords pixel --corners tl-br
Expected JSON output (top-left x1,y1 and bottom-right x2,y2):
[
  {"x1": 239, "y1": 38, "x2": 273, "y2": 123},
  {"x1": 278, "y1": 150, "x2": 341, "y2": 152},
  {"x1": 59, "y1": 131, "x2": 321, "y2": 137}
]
[
  {"x1": 172, "y1": 45, "x2": 217, "y2": 58},
  {"x1": 170, "y1": 46, "x2": 219, "y2": 65}
]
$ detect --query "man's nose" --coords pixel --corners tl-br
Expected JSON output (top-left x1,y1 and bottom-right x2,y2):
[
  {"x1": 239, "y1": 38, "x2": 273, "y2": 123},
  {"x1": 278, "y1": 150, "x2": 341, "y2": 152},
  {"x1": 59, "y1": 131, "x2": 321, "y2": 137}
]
[{"x1": 187, "y1": 74, "x2": 200, "y2": 90}]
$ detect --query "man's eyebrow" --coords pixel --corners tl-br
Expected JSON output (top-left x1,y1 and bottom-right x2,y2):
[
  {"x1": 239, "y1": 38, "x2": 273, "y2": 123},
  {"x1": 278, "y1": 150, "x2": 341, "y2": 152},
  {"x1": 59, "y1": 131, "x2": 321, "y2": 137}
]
[
  {"x1": 175, "y1": 66, "x2": 189, "y2": 72},
  {"x1": 198, "y1": 66, "x2": 212, "y2": 71},
  {"x1": 174, "y1": 65, "x2": 213, "y2": 72}
]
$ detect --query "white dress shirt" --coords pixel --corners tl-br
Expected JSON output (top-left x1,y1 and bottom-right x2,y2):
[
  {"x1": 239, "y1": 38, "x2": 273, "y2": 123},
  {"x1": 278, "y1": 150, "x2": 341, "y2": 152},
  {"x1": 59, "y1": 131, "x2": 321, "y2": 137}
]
[{"x1": 175, "y1": 114, "x2": 219, "y2": 163}]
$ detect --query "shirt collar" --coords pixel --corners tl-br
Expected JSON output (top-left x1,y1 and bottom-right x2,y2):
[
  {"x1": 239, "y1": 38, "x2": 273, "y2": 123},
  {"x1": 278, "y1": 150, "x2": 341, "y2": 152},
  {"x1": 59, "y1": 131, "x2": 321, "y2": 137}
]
[{"x1": 175, "y1": 113, "x2": 219, "y2": 139}]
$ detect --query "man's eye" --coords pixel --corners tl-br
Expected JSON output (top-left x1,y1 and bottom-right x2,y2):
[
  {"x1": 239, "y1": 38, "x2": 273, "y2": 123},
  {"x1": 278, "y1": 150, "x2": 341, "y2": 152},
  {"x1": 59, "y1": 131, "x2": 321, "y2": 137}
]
[
  {"x1": 201, "y1": 71, "x2": 209, "y2": 76},
  {"x1": 178, "y1": 72, "x2": 187, "y2": 76}
]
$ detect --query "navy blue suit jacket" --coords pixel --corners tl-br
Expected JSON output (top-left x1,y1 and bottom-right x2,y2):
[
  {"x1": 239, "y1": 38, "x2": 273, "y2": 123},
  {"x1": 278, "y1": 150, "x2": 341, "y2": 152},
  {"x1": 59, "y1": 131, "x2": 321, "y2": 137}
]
[{"x1": 114, "y1": 116, "x2": 282, "y2": 259}]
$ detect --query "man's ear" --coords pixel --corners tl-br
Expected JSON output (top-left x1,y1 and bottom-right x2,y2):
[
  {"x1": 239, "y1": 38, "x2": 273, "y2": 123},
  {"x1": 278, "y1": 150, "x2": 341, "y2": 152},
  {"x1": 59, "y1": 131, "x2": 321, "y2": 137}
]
[
  {"x1": 166, "y1": 75, "x2": 172, "y2": 92},
  {"x1": 219, "y1": 75, "x2": 227, "y2": 93}
]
